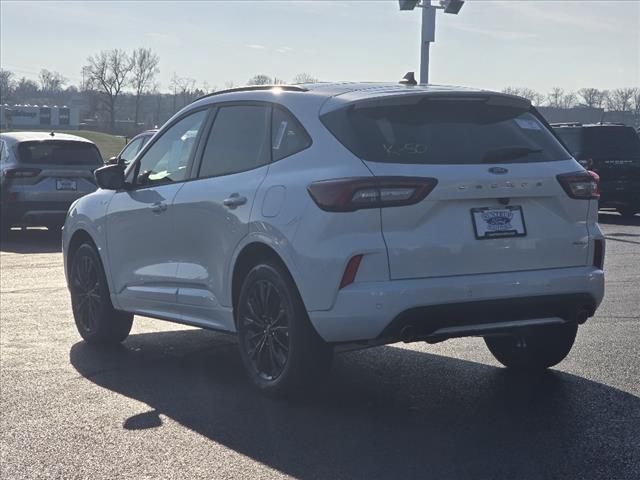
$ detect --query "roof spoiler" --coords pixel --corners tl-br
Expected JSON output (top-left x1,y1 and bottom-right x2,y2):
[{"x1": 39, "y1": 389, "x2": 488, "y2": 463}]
[{"x1": 351, "y1": 91, "x2": 531, "y2": 110}]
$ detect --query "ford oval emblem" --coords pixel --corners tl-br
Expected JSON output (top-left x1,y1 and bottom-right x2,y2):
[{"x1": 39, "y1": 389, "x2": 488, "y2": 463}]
[{"x1": 489, "y1": 167, "x2": 509, "y2": 174}]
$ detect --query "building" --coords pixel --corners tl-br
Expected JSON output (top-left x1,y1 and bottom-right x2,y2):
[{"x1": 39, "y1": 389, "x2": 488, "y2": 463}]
[{"x1": 0, "y1": 104, "x2": 80, "y2": 130}]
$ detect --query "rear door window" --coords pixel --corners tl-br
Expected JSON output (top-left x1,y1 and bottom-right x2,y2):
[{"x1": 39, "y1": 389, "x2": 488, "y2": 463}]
[
  {"x1": 198, "y1": 105, "x2": 270, "y2": 178},
  {"x1": 322, "y1": 99, "x2": 571, "y2": 164},
  {"x1": 17, "y1": 141, "x2": 103, "y2": 166}
]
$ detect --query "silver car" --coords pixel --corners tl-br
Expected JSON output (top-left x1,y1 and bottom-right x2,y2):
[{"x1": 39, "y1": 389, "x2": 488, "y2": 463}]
[{"x1": 0, "y1": 131, "x2": 102, "y2": 233}]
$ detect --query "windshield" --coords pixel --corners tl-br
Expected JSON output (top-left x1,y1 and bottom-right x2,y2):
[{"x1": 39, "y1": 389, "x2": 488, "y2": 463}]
[
  {"x1": 553, "y1": 127, "x2": 583, "y2": 156},
  {"x1": 321, "y1": 99, "x2": 571, "y2": 164},
  {"x1": 17, "y1": 140, "x2": 103, "y2": 166}
]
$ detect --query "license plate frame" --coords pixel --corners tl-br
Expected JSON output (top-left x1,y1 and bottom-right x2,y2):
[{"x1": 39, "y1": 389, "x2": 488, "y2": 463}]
[
  {"x1": 56, "y1": 179, "x2": 77, "y2": 191},
  {"x1": 471, "y1": 205, "x2": 527, "y2": 240}
]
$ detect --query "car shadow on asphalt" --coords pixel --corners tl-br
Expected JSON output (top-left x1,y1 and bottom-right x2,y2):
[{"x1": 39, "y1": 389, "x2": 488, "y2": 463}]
[
  {"x1": 0, "y1": 228, "x2": 62, "y2": 253},
  {"x1": 70, "y1": 328, "x2": 639, "y2": 480},
  {"x1": 598, "y1": 211, "x2": 640, "y2": 227}
]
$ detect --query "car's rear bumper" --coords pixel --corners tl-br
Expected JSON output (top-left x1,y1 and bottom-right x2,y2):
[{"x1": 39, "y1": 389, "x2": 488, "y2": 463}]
[
  {"x1": 308, "y1": 266, "x2": 604, "y2": 343},
  {"x1": 1, "y1": 201, "x2": 74, "y2": 227}
]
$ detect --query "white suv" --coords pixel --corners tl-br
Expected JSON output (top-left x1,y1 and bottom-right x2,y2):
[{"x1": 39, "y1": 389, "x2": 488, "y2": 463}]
[{"x1": 63, "y1": 83, "x2": 605, "y2": 395}]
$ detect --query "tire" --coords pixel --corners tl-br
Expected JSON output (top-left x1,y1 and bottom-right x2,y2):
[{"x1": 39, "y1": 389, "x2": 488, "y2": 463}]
[
  {"x1": 484, "y1": 323, "x2": 578, "y2": 371},
  {"x1": 236, "y1": 261, "x2": 333, "y2": 396},
  {"x1": 617, "y1": 207, "x2": 638, "y2": 219},
  {"x1": 69, "y1": 243, "x2": 133, "y2": 345}
]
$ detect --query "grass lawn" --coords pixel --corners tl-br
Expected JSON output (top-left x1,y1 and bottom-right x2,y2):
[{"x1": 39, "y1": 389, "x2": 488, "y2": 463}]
[{"x1": 1, "y1": 128, "x2": 127, "y2": 161}]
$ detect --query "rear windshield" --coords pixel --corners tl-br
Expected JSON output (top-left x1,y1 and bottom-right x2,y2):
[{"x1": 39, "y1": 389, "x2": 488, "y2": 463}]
[
  {"x1": 553, "y1": 127, "x2": 583, "y2": 156},
  {"x1": 583, "y1": 127, "x2": 640, "y2": 159},
  {"x1": 17, "y1": 141, "x2": 103, "y2": 166},
  {"x1": 321, "y1": 99, "x2": 571, "y2": 164}
]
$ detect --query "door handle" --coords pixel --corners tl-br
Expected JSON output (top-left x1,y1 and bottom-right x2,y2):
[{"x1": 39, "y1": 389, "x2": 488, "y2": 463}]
[
  {"x1": 223, "y1": 193, "x2": 247, "y2": 209},
  {"x1": 151, "y1": 201, "x2": 168, "y2": 213}
]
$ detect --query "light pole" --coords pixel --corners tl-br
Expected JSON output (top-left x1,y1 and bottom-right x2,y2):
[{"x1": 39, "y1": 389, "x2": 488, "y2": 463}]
[{"x1": 399, "y1": 0, "x2": 465, "y2": 85}]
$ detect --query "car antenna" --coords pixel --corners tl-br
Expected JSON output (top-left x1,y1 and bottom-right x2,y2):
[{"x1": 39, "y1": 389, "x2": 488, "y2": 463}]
[
  {"x1": 49, "y1": 131, "x2": 55, "y2": 137},
  {"x1": 399, "y1": 71, "x2": 417, "y2": 86}
]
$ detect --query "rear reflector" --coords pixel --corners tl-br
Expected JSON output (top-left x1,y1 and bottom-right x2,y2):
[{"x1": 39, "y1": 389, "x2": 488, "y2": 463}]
[
  {"x1": 557, "y1": 170, "x2": 600, "y2": 200},
  {"x1": 593, "y1": 239, "x2": 605, "y2": 270},
  {"x1": 308, "y1": 176, "x2": 438, "y2": 212},
  {"x1": 2, "y1": 167, "x2": 41, "y2": 178},
  {"x1": 340, "y1": 254, "x2": 363, "y2": 289}
]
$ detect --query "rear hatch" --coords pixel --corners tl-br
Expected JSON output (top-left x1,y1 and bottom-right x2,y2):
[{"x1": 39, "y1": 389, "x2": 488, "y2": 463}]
[
  {"x1": 321, "y1": 92, "x2": 592, "y2": 279},
  {"x1": 582, "y1": 126, "x2": 640, "y2": 196},
  {"x1": 14, "y1": 140, "x2": 102, "y2": 198}
]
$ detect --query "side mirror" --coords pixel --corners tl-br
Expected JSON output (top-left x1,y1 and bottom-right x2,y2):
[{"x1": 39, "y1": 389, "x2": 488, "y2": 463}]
[
  {"x1": 95, "y1": 164, "x2": 125, "y2": 190},
  {"x1": 106, "y1": 156, "x2": 120, "y2": 165}
]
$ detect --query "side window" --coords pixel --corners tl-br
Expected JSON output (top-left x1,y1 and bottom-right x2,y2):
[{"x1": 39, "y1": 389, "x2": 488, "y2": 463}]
[
  {"x1": 135, "y1": 110, "x2": 207, "y2": 187},
  {"x1": 198, "y1": 105, "x2": 270, "y2": 178},
  {"x1": 271, "y1": 107, "x2": 311, "y2": 161},
  {"x1": 119, "y1": 137, "x2": 144, "y2": 166},
  {"x1": 0, "y1": 140, "x2": 6, "y2": 162}
]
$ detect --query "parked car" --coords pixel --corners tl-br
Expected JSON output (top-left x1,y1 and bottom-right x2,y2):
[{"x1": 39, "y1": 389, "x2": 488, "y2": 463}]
[
  {"x1": 108, "y1": 129, "x2": 157, "y2": 166},
  {"x1": 552, "y1": 123, "x2": 640, "y2": 217},
  {"x1": 63, "y1": 83, "x2": 605, "y2": 396},
  {"x1": 0, "y1": 131, "x2": 103, "y2": 233}
]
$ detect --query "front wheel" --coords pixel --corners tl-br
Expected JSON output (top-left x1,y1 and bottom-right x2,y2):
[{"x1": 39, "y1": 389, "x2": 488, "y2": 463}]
[
  {"x1": 236, "y1": 261, "x2": 332, "y2": 396},
  {"x1": 70, "y1": 243, "x2": 133, "y2": 345},
  {"x1": 485, "y1": 323, "x2": 578, "y2": 371}
]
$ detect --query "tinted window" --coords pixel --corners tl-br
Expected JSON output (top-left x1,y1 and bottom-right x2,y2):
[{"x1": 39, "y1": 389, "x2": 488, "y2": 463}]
[
  {"x1": 584, "y1": 127, "x2": 640, "y2": 159},
  {"x1": 135, "y1": 110, "x2": 207, "y2": 186},
  {"x1": 17, "y1": 141, "x2": 102, "y2": 165},
  {"x1": 199, "y1": 105, "x2": 270, "y2": 178},
  {"x1": 322, "y1": 100, "x2": 570, "y2": 164},
  {"x1": 554, "y1": 127, "x2": 583, "y2": 156},
  {"x1": 119, "y1": 137, "x2": 144, "y2": 166},
  {"x1": 271, "y1": 107, "x2": 311, "y2": 161}
]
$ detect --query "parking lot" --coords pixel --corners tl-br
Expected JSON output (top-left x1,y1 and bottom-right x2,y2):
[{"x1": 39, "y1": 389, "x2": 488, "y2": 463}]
[{"x1": 0, "y1": 212, "x2": 638, "y2": 480}]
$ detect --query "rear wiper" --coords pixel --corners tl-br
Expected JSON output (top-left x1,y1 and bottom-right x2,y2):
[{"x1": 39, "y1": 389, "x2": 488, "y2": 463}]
[{"x1": 482, "y1": 146, "x2": 543, "y2": 163}]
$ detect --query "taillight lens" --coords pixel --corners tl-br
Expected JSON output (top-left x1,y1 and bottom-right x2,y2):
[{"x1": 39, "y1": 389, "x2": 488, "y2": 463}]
[
  {"x1": 557, "y1": 170, "x2": 600, "y2": 200},
  {"x1": 307, "y1": 176, "x2": 438, "y2": 212},
  {"x1": 2, "y1": 167, "x2": 41, "y2": 178}
]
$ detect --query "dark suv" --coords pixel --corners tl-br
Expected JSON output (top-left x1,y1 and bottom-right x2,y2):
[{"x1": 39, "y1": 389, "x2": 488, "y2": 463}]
[{"x1": 552, "y1": 123, "x2": 640, "y2": 217}]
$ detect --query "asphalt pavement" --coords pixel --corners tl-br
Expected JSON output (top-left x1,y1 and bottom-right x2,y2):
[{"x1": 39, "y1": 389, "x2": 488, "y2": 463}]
[{"x1": 1, "y1": 212, "x2": 638, "y2": 479}]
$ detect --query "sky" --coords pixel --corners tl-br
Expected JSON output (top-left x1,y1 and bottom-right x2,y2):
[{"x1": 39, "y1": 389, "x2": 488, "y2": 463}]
[{"x1": 1, "y1": 0, "x2": 638, "y2": 95}]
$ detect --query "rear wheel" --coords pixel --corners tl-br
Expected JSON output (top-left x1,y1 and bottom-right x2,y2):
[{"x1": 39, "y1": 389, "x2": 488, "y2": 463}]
[
  {"x1": 236, "y1": 261, "x2": 332, "y2": 396},
  {"x1": 484, "y1": 323, "x2": 578, "y2": 371},
  {"x1": 70, "y1": 243, "x2": 133, "y2": 345}
]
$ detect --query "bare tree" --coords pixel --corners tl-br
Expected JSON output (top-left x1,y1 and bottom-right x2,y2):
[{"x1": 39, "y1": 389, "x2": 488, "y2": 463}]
[
  {"x1": 577, "y1": 88, "x2": 605, "y2": 108},
  {"x1": 13, "y1": 77, "x2": 39, "y2": 101},
  {"x1": 0, "y1": 69, "x2": 14, "y2": 103},
  {"x1": 170, "y1": 74, "x2": 197, "y2": 112},
  {"x1": 85, "y1": 49, "x2": 133, "y2": 130},
  {"x1": 562, "y1": 91, "x2": 577, "y2": 109},
  {"x1": 224, "y1": 81, "x2": 237, "y2": 90},
  {"x1": 547, "y1": 87, "x2": 565, "y2": 108},
  {"x1": 38, "y1": 69, "x2": 66, "y2": 94},
  {"x1": 130, "y1": 47, "x2": 159, "y2": 126},
  {"x1": 606, "y1": 87, "x2": 636, "y2": 112},
  {"x1": 292, "y1": 73, "x2": 319, "y2": 84},
  {"x1": 632, "y1": 88, "x2": 640, "y2": 123},
  {"x1": 247, "y1": 74, "x2": 272, "y2": 86}
]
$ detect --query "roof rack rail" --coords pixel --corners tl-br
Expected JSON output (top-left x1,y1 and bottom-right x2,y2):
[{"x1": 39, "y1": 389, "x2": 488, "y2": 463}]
[{"x1": 194, "y1": 85, "x2": 308, "y2": 103}]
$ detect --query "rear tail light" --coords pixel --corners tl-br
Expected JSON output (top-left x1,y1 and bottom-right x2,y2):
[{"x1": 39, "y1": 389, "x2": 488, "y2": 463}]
[
  {"x1": 593, "y1": 239, "x2": 605, "y2": 270},
  {"x1": 557, "y1": 170, "x2": 600, "y2": 200},
  {"x1": 2, "y1": 167, "x2": 41, "y2": 178},
  {"x1": 307, "y1": 176, "x2": 438, "y2": 212},
  {"x1": 339, "y1": 254, "x2": 363, "y2": 289}
]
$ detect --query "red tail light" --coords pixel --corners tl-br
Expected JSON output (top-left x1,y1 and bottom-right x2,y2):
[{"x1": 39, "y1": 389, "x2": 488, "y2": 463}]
[
  {"x1": 2, "y1": 167, "x2": 41, "y2": 178},
  {"x1": 307, "y1": 176, "x2": 438, "y2": 212},
  {"x1": 339, "y1": 254, "x2": 363, "y2": 289},
  {"x1": 557, "y1": 170, "x2": 600, "y2": 200}
]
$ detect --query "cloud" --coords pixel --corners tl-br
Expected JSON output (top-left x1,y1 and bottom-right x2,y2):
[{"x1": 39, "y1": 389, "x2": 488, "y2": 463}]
[
  {"x1": 451, "y1": 24, "x2": 539, "y2": 41},
  {"x1": 246, "y1": 44, "x2": 266, "y2": 50},
  {"x1": 276, "y1": 46, "x2": 293, "y2": 54}
]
